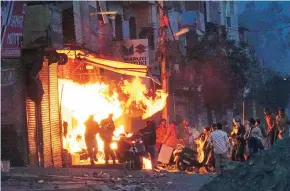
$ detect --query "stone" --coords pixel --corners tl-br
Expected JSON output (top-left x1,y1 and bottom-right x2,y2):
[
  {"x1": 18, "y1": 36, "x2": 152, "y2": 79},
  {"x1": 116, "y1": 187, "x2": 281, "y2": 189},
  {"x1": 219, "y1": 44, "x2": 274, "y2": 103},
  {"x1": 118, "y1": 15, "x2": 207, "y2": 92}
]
[{"x1": 199, "y1": 138, "x2": 290, "y2": 191}]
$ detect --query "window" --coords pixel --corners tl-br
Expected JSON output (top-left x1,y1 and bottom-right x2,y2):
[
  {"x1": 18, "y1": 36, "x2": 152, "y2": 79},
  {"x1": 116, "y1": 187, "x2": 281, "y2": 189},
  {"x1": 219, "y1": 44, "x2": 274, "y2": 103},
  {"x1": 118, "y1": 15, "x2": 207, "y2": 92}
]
[
  {"x1": 62, "y1": 7, "x2": 76, "y2": 43},
  {"x1": 138, "y1": 27, "x2": 155, "y2": 49},
  {"x1": 226, "y1": 17, "x2": 231, "y2": 27},
  {"x1": 115, "y1": 14, "x2": 123, "y2": 40},
  {"x1": 129, "y1": 17, "x2": 137, "y2": 39}
]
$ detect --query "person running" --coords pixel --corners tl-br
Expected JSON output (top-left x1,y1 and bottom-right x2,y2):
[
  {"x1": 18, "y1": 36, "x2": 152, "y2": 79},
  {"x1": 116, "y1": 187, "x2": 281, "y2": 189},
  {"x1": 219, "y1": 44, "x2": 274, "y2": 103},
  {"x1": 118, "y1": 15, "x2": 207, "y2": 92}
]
[{"x1": 208, "y1": 123, "x2": 230, "y2": 175}]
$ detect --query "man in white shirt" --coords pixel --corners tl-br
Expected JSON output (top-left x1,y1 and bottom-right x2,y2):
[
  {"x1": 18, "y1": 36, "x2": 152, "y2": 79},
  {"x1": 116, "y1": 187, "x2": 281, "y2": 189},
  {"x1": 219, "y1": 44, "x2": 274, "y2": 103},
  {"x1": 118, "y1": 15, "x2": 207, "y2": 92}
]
[{"x1": 208, "y1": 123, "x2": 230, "y2": 175}]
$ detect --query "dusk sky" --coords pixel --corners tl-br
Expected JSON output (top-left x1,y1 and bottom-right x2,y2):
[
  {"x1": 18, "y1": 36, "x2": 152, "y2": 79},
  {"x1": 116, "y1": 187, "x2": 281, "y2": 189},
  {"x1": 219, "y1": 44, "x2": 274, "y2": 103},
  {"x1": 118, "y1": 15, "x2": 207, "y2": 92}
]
[{"x1": 237, "y1": 1, "x2": 290, "y2": 75}]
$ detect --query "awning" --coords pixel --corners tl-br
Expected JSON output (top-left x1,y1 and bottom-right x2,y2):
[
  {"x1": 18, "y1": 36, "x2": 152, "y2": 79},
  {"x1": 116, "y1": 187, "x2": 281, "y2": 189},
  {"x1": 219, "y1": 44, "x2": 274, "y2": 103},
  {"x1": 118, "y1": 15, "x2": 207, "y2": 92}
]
[{"x1": 56, "y1": 50, "x2": 149, "y2": 78}]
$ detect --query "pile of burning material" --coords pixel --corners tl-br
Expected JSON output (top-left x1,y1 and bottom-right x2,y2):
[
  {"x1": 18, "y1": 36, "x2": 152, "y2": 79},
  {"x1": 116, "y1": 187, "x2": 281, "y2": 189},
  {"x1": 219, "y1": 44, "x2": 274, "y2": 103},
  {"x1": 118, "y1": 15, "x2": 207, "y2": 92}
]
[
  {"x1": 200, "y1": 138, "x2": 290, "y2": 191},
  {"x1": 59, "y1": 77, "x2": 167, "y2": 169},
  {"x1": 173, "y1": 132, "x2": 214, "y2": 173}
]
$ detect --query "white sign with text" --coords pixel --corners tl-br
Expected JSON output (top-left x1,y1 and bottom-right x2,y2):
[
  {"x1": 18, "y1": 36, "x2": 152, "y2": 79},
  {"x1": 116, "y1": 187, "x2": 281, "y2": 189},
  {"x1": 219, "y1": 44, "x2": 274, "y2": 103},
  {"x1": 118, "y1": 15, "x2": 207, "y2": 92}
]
[{"x1": 122, "y1": 39, "x2": 149, "y2": 66}]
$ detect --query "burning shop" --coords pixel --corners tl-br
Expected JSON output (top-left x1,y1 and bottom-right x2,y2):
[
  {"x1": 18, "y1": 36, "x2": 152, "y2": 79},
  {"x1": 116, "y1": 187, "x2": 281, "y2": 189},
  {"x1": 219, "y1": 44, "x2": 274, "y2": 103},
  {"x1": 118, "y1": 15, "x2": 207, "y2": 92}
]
[{"x1": 25, "y1": 49, "x2": 167, "y2": 169}]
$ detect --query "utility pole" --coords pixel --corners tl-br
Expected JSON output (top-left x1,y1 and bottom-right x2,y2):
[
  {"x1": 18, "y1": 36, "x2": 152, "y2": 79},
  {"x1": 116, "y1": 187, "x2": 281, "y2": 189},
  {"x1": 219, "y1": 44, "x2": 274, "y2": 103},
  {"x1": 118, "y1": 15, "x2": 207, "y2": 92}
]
[{"x1": 158, "y1": 1, "x2": 169, "y2": 121}]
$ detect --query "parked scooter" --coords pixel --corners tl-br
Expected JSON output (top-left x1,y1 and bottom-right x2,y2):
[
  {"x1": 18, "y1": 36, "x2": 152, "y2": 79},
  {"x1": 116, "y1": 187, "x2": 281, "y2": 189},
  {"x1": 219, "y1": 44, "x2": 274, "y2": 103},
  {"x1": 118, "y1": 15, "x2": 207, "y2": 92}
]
[
  {"x1": 173, "y1": 144, "x2": 201, "y2": 171},
  {"x1": 173, "y1": 138, "x2": 213, "y2": 171}
]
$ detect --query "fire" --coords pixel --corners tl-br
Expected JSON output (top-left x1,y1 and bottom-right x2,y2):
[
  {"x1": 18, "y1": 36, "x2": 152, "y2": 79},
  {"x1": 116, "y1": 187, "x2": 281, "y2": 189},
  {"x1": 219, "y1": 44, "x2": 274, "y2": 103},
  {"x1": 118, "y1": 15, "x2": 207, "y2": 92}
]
[
  {"x1": 122, "y1": 78, "x2": 168, "y2": 119},
  {"x1": 143, "y1": 157, "x2": 152, "y2": 170},
  {"x1": 59, "y1": 77, "x2": 167, "y2": 165},
  {"x1": 195, "y1": 137, "x2": 206, "y2": 163}
]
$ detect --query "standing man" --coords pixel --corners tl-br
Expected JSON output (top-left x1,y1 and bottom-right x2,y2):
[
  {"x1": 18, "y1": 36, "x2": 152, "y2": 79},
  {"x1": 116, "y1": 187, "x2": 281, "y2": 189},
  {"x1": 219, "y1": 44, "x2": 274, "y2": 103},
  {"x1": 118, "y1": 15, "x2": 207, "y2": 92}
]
[
  {"x1": 178, "y1": 119, "x2": 199, "y2": 147},
  {"x1": 208, "y1": 123, "x2": 230, "y2": 175},
  {"x1": 264, "y1": 108, "x2": 277, "y2": 147},
  {"x1": 84, "y1": 115, "x2": 100, "y2": 165},
  {"x1": 156, "y1": 119, "x2": 167, "y2": 152},
  {"x1": 276, "y1": 108, "x2": 290, "y2": 140},
  {"x1": 162, "y1": 122, "x2": 177, "y2": 149},
  {"x1": 230, "y1": 117, "x2": 246, "y2": 161},
  {"x1": 100, "y1": 114, "x2": 116, "y2": 165}
]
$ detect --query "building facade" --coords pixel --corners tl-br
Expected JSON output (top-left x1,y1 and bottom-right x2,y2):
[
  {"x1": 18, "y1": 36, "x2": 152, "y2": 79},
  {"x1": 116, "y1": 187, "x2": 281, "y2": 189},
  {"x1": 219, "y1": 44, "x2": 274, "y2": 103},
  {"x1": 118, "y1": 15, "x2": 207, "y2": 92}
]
[
  {"x1": 1, "y1": 1, "x2": 28, "y2": 166},
  {"x1": 2, "y1": 1, "x2": 243, "y2": 167}
]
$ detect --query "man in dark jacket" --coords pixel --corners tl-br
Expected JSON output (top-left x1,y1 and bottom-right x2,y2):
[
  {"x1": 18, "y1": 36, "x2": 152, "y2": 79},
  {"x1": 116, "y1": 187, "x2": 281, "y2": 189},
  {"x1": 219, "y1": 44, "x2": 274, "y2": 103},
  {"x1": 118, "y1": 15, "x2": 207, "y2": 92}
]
[
  {"x1": 138, "y1": 120, "x2": 157, "y2": 170},
  {"x1": 84, "y1": 115, "x2": 100, "y2": 165},
  {"x1": 100, "y1": 114, "x2": 116, "y2": 165}
]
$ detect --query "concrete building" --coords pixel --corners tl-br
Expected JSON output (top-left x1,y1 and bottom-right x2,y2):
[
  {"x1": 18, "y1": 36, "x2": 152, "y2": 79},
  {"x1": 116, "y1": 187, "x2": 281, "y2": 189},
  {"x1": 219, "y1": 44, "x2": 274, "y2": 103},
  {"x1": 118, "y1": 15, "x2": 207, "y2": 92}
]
[
  {"x1": 9, "y1": 1, "x2": 161, "y2": 167},
  {"x1": 205, "y1": 0, "x2": 239, "y2": 42},
  {"x1": 1, "y1": 1, "x2": 28, "y2": 166}
]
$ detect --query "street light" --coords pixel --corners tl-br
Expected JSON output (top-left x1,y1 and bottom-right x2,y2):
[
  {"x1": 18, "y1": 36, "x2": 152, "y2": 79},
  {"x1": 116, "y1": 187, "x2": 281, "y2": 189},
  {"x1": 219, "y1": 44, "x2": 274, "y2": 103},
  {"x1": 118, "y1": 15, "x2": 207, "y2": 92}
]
[
  {"x1": 90, "y1": 11, "x2": 118, "y2": 16},
  {"x1": 243, "y1": 87, "x2": 251, "y2": 125},
  {"x1": 90, "y1": 11, "x2": 117, "y2": 25},
  {"x1": 173, "y1": 27, "x2": 189, "y2": 37}
]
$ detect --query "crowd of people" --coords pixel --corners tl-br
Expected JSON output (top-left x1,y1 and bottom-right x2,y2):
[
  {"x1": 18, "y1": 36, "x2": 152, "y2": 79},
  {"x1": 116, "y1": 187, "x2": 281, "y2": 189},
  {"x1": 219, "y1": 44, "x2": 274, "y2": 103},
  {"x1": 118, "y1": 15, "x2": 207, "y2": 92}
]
[
  {"x1": 82, "y1": 107, "x2": 289, "y2": 174},
  {"x1": 149, "y1": 107, "x2": 289, "y2": 173}
]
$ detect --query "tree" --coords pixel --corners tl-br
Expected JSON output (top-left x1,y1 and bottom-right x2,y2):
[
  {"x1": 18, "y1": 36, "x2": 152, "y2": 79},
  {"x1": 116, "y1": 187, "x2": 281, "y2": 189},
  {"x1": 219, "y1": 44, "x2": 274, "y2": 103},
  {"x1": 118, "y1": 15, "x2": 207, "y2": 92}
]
[
  {"x1": 185, "y1": 31, "x2": 262, "y2": 124},
  {"x1": 256, "y1": 70, "x2": 290, "y2": 111}
]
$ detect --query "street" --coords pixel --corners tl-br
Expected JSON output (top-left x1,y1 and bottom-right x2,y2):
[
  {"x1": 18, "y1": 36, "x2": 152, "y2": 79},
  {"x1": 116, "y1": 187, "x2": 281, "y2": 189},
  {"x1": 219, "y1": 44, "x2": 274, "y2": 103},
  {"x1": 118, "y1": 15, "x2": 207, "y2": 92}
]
[{"x1": 1, "y1": 167, "x2": 214, "y2": 191}]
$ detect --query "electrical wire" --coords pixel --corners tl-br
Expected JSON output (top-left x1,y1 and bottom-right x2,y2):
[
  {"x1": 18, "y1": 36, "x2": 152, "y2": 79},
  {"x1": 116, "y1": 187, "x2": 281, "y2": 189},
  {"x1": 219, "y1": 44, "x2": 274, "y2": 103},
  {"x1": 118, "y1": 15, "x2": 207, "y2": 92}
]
[{"x1": 222, "y1": 25, "x2": 290, "y2": 33}]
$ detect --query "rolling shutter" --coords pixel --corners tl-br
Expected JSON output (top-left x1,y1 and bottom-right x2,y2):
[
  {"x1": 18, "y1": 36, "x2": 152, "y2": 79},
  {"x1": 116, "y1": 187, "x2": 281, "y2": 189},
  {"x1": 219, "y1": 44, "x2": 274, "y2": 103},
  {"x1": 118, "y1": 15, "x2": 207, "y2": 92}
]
[
  {"x1": 49, "y1": 63, "x2": 62, "y2": 167},
  {"x1": 39, "y1": 61, "x2": 53, "y2": 167},
  {"x1": 26, "y1": 98, "x2": 38, "y2": 166}
]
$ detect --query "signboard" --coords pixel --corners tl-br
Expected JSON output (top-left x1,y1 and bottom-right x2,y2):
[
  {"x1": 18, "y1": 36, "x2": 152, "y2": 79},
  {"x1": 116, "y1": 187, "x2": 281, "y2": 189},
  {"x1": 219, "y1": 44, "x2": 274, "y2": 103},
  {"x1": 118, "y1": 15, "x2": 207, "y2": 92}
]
[
  {"x1": 158, "y1": 144, "x2": 174, "y2": 164},
  {"x1": 122, "y1": 39, "x2": 149, "y2": 66},
  {"x1": 1, "y1": 1, "x2": 27, "y2": 58}
]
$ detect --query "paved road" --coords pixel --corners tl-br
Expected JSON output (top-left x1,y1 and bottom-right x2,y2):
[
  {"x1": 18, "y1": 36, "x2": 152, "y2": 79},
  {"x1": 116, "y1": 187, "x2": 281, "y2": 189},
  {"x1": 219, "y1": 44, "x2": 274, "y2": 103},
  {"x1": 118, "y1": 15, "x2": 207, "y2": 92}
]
[{"x1": 1, "y1": 167, "x2": 214, "y2": 191}]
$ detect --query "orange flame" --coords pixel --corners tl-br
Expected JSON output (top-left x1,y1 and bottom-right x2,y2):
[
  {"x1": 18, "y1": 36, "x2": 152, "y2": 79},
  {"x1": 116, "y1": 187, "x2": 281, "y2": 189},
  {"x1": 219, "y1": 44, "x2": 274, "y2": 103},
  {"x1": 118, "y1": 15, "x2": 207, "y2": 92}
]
[
  {"x1": 195, "y1": 137, "x2": 206, "y2": 163},
  {"x1": 59, "y1": 77, "x2": 167, "y2": 165},
  {"x1": 143, "y1": 157, "x2": 152, "y2": 170},
  {"x1": 122, "y1": 78, "x2": 168, "y2": 119}
]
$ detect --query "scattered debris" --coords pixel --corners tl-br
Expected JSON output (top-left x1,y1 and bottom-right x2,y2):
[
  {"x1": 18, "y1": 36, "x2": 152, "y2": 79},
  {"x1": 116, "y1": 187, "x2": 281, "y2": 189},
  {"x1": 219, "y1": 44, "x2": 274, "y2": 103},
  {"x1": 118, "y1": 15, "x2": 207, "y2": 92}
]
[{"x1": 93, "y1": 171, "x2": 111, "y2": 179}]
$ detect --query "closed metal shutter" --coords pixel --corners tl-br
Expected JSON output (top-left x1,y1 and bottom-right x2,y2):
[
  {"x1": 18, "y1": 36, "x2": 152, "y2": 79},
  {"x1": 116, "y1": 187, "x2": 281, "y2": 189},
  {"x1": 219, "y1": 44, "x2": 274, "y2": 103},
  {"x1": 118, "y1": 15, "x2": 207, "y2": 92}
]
[
  {"x1": 39, "y1": 61, "x2": 53, "y2": 167},
  {"x1": 26, "y1": 98, "x2": 38, "y2": 165},
  {"x1": 49, "y1": 63, "x2": 62, "y2": 167}
]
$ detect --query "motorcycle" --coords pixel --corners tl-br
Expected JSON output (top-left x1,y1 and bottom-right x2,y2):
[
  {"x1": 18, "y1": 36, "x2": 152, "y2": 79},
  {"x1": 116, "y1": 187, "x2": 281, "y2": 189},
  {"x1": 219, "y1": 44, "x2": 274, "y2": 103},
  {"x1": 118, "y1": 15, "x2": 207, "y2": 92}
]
[
  {"x1": 116, "y1": 133, "x2": 146, "y2": 170},
  {"x1": 173, "y1": 136, "x2": 213, "y2": 171},
  {"x1": 173, "y1": 144, "x2": 201, "y2": 171}
]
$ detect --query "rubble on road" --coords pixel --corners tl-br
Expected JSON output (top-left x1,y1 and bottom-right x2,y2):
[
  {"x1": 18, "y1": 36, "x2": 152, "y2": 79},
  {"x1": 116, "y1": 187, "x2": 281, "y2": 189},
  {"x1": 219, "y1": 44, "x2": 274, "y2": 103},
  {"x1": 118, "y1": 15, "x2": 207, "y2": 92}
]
[{"x1": 200, "y1": 138, "x2": 290, "y2": 191}]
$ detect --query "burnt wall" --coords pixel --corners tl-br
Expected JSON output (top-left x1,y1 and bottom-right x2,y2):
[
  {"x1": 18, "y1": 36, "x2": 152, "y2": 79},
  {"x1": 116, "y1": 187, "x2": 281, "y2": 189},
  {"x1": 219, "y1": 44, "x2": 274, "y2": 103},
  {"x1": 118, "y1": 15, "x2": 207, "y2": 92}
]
[{"x1": 1, "y1": 59, "x2": 28, "y2": 166}]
